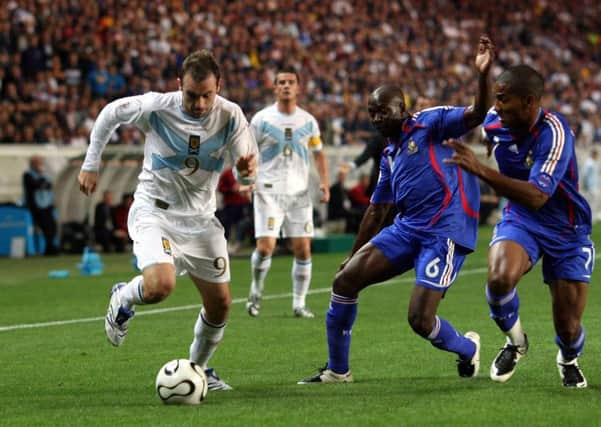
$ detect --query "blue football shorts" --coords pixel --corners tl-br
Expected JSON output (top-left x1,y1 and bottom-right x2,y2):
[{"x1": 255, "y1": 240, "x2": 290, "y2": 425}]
[
  {"x1": 371, "y1": 223, "x2": 470, "y2": 290},
  {"x1": 490, "y1": 219, "x2": 595, "y2": 284}
]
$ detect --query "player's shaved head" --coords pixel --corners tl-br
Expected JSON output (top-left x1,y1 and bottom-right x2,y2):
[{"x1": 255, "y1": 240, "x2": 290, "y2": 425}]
[
  {"x1": 496, "y1": 65, "x2": 544, "y2": 100},
  {"x1": 370, "y1": 84, "x2": 405, "y2": 108},
  {"x1": 368, "y1": 84, "x2": 409, "y2": 139}
]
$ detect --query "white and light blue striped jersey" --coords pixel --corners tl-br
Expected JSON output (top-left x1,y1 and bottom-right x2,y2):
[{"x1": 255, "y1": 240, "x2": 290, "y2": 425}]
[
  {"x1": 251, "y1": 103, "x2": 322, "y2": 195},
  {"x1": 82, "y1": 91, "x2": 257, "y2": 217}
]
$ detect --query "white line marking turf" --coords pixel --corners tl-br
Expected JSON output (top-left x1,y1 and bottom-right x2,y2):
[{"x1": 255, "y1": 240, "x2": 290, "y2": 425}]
[{"x1": 1, "y1": 267, "x2": 489, "y2": 333}]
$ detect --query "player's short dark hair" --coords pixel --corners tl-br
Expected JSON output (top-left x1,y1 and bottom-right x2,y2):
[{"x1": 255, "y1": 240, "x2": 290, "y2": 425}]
[
  {"x1": 496, "y1": 65, "x2": 544, "y2": 99},
  {"x1": 181, "y1": 50, "x2": 221, "y2": 82},
  {"x1": 274, "y1": 66, "x2": 300, "y2": 84}
]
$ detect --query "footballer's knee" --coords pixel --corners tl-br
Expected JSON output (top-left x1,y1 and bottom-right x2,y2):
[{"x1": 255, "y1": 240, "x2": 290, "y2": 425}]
[
  {"x1": 487, "y1": 269, "x2": 519, "y2": 295},
  {"x1": 256, "y1": 239, "x2": 275, "y2": 257},
  {"x1": 407, "y1": 310, "x2": 435, "y2": 338},
  {"x1": 203, "y1": 293, "x2": 231, "y2": 323},
  {"x1": 143, "y1": 275, "x2": 176, "y2": 302},
  {"x1": 332, "y1": 268, "x2": 360, "y2": 298}
]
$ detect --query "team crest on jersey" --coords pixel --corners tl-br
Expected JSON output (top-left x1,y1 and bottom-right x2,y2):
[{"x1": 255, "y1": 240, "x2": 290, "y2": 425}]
[
  {"x1": 407, "y1": 140, "x2": 418, "y2": 155},
  {"x1": 283, "y1": 144, "x2": 293, "y2": 157},
  {"x1": 161, "y1": 237, "x2": 172, "y2": 255},
  {"x1": 188, "y1": 135, "x2": 200, "y2": 155},
  {"x1": 284, "y1": 127, "x2": 293, "y2": 141},
  {"x1": 267, "y1": 217, "x2": 275, "y2": 230},
  {"x1": 524, "y1": 150, "x2": 533, "y2": 168}
]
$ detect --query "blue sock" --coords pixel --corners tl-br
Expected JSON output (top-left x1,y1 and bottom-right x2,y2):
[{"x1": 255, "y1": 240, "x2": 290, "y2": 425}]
[
  {"x1": 427, "y1": 316, "x2": 475, "y2": 360},
  {"x1": 556, "y1": 327, "x2": 585, "y2": 360},
  {"x1": 326, "y1": 292, "x2": 358, "y2": 374},
  {"x1": 486, "y1": 286, "x2": 519, "y2": 332}
]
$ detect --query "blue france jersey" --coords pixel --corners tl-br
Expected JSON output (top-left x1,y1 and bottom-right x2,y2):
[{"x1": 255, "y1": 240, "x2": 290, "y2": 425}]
[
  {"x1": 483, "y1": 108, "x2": 592, "y2": 234},
  {"x1": 371, "y1": 106, "x2": 480, "y2": 251}
]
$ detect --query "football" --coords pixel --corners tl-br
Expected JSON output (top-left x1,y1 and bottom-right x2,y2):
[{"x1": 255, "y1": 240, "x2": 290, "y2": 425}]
[{"x1": 155, "y1": 359, "x2": 208, "y2": 405}]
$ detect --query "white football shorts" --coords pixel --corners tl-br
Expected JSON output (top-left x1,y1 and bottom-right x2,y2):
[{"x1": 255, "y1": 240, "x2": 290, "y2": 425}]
[
  {"x1": 253, "y1": 190, "x2": 314, "y2": 239},
  {"x1": 128, "y1": 197, "x2": 230, "y2": 283}
]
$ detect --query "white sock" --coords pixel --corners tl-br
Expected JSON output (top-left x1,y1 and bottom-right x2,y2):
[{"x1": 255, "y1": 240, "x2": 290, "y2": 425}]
[
  {"x1": 292, "y1": 258, "x2": 312, "y2": 309},
  {"x1": 189, "y1": 308, "x2": 225, "y2": 369},
  {"x1": 250, "y1": 249, "x2": 271, "y2": 297},
  {"x1": 505, "y1": 318, "x2": 526, "y2": 347},
  {"x1": 119, "y1": 275, "x2": 145, "y2": 309}
]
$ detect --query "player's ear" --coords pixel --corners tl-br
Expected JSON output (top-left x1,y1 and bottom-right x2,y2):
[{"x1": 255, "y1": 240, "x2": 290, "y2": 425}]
[
  {"x1": 523, "y1": 94, "x2": 536, "y2": 109},
  {"x1": 216, "y1": 78, "x2": 221, "y2": 93},
  {"x1": 177, "y1": 77, "x2": 182, "y2": 91}
]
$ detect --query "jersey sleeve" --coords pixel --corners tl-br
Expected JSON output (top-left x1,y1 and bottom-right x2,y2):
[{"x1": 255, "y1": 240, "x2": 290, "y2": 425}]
[
  {"x1": 432, "y1": 106, "x2": 469, "y2": 141},
  {"x1": 308, "y1": 115, "x2": 323, "y2": 152},
  {"x1": 249, "y1": 113, "x2": 263, "y2": 146},
  {"x1": 528, "y1": 115, "x2": 573, "y2": 196},
  {"x1": 370, "y1": 152, "x2": 394, "y2": 204},
  {"x1": 227, "y1": 106, "x2": 259, "y2": 183},
  {"x1": 82, "y1": 92, "x2": 163, "y2": 172}
]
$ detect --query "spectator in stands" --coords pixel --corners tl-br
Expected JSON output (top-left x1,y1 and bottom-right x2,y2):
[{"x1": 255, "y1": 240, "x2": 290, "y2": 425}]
[
  {"x1": 338, "y1": 134, "x2": 387, "y2": 196},
  {"x1": 347, "y1": 173, "x2": 371, "y2": 212},
  {"x1": 94, "y1": 190, "x2": 123, "y2": 253},
  {"x1": 415, "y1": 96, "x2": 436, "y2": 112},
  {"x1": 582, "y1": 148, "x2": 600, "y2": 221},
  {"x1": 22, "y1": 155, "x2": 58, "y2": 255},
  {"x1": 113, "y1": 192, "x2": 134, "y2": 251},
  {"x1": 328, "y1": 170, "x2": 350, "y2": 223},
  {"x1": 0, "y1": 1, "x2": 599, "y2": 146},
  {"x1": 479, "y1": 180, "x2": 500, "y2": 226},
  {"x1": 216, "y1": 168, "x2": 252, "y2": 254}
]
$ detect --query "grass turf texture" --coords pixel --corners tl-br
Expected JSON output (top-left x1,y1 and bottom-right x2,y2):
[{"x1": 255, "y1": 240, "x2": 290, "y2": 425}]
[{"x1": 1, "y1": 225, "x2": 600, "y2": 427}]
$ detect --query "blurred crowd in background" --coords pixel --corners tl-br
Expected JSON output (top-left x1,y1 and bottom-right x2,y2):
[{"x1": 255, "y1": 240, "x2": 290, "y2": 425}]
[{"x1": 0, "y1": 0, "x2": 600, "y2": 147}]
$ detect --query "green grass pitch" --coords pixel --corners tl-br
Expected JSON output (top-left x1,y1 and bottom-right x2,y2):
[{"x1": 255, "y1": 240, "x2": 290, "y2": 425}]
[{"x1": 1, "y1": 225, "x2": 600, "y2": 427}]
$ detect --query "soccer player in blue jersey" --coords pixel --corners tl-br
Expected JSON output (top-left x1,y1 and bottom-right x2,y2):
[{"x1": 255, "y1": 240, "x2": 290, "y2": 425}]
[
  {"x1": 298, "y1": 36, "x2": 495, "y2": 384},
  {"x1": 444, "y1": 65, "x2": 593, "y2": 388}
]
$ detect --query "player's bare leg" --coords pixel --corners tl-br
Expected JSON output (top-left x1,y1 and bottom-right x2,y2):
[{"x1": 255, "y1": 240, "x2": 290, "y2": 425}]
[
  {"x1": 550, "y1": 279, "x2": 588, "y2": 388},
  {"x1": 105, "y1": 263, "x2": 176, "y2": 346},
  {"x1": 408, "y1": 286, "x2": 480, "y2": 377},
  {"x1": 487, "y1": 241, "x2": 530, "y2": 382}
]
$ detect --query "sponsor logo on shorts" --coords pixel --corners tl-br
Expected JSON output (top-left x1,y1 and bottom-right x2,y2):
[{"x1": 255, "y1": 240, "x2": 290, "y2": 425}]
[
  {"x1": 267, "y1": 217, "x2": 275, "y2": 230},
  {"x1": 161, "y1": 237, "x2": 172, "y2": 255}
]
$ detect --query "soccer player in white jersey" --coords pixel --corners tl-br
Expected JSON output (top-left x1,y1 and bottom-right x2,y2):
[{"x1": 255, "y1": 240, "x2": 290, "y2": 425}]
[
  {"x1": 246, "y1": 67, "x2": 329, "y2": 318},
  {"x1": 78, "y1": 50, "x2": 257, "y2": 391}
]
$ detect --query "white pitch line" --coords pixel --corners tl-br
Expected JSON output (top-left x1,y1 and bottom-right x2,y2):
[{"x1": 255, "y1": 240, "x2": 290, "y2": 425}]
[{"x1": 0, "y1": 267, "x2": 490, "y2": 333}]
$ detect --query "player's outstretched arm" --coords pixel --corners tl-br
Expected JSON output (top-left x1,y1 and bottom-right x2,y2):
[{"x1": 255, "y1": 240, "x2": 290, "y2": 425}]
[
  {"x1": 443, "y1": 139, "x2": 548, "y2": 209},
  {"x1": 463, "y1": 35, "x2": 495, "y2": 129},
  {"x1": 313, "y1": 150, "x2": 330, "y2": 203},
  {"x1": 78, "y1": 95, "x2": 148, "y2": 195}
]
